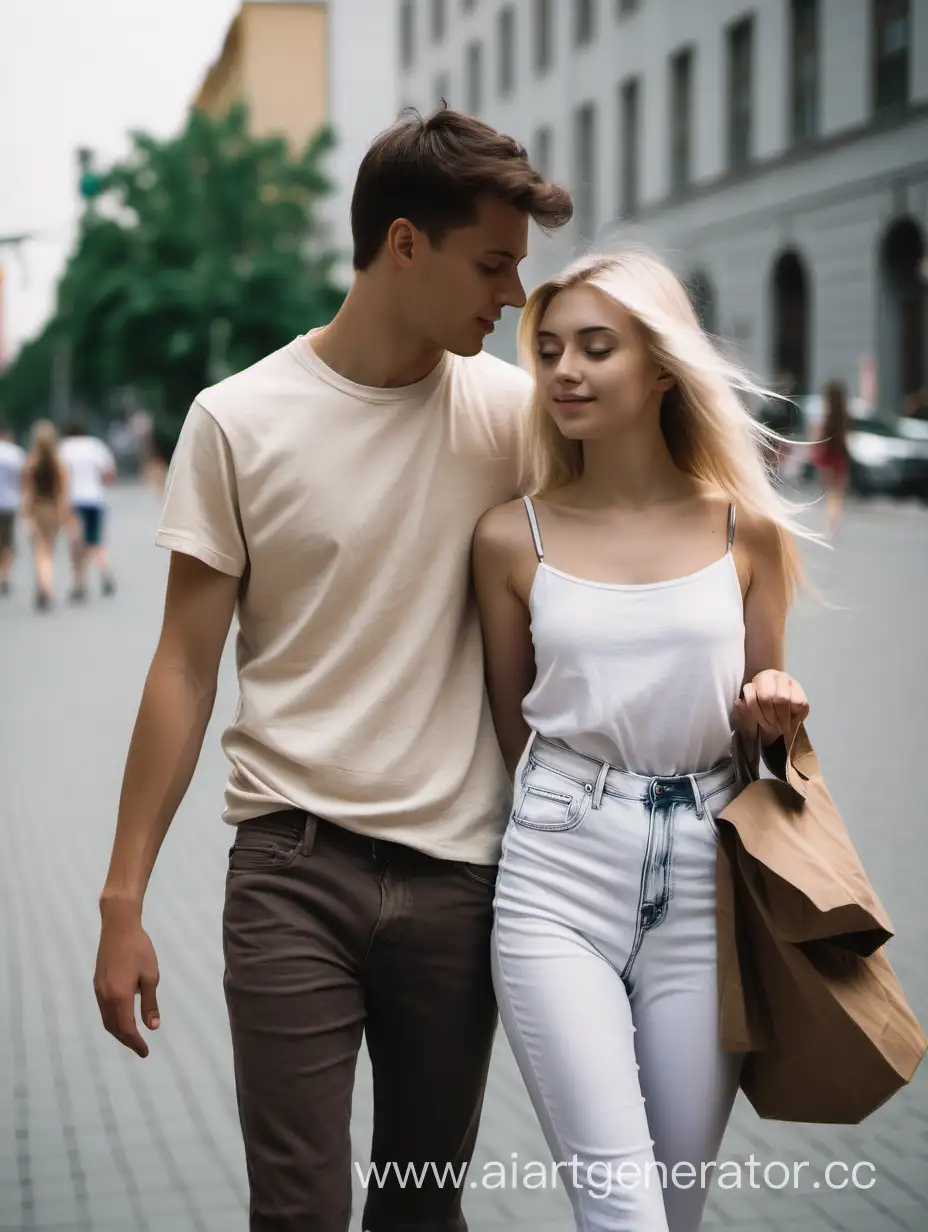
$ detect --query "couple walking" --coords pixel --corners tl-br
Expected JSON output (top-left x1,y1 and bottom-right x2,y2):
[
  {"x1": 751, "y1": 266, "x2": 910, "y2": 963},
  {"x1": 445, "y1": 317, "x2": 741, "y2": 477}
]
[{"x1": 94, "y1": 108, "x2": 810, "y2": 1231}]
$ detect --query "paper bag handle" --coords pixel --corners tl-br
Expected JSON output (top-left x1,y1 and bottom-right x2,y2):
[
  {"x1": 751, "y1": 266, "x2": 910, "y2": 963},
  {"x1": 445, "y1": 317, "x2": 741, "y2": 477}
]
[{"x1": 733, "y1": 721, "x2": 816, "y2": 801}]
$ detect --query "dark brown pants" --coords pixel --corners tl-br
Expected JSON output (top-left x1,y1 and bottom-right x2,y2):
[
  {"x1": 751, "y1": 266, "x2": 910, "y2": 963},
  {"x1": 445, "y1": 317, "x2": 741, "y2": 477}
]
[{"x1": 222, "y1": 809, "x2": 499, "y2": 1231}]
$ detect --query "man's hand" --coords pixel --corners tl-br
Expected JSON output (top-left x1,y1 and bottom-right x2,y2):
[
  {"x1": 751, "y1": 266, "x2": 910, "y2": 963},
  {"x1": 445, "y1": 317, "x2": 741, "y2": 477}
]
[{"x1": 94, "y1": 904, "x2": 161, "y2": 1058}]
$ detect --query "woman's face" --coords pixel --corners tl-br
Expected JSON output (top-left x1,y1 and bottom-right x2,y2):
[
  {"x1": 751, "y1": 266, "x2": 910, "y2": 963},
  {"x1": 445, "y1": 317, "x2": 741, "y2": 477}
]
[{"x1": 534, "y1": 283, "x2": 668, "y2": 440}]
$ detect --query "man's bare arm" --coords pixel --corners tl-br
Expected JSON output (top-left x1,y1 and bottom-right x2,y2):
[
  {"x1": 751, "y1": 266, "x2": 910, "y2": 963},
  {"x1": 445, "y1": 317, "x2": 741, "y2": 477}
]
[{"x1": 94, "y1": 551, "x2": 239, "y2": 1056}]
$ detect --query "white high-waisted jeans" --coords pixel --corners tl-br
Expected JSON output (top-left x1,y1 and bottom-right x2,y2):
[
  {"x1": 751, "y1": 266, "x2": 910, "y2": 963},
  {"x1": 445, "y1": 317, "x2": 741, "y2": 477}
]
[{"x1": 491, "y1": 733, "x2": 745, "y2": 1232}]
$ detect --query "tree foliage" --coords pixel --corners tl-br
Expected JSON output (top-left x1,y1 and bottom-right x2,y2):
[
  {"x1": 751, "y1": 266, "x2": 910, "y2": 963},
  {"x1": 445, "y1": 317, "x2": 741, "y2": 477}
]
[{"x1": 1, "y1": 103, "x2": 344, "y2": 434}]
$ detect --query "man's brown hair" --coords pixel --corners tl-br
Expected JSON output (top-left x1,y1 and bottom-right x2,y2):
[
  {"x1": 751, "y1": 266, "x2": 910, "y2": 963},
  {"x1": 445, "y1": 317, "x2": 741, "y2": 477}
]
[{"x1": 351, "y1": 107, "x2": 573, "y2": 271}]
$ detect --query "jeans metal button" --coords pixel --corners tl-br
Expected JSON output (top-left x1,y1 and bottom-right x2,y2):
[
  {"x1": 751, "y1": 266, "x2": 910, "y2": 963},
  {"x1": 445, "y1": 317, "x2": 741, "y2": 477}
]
[
  {"x1": 654, "y1": 784, "x2": 664, "y2": 794},
  {"x1": 584, "y1": 783, "x2": 593, "y2": 794}
]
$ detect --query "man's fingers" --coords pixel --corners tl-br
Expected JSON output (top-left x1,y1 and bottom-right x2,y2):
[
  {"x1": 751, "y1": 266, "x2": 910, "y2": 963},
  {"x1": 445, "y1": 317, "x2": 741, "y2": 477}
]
[
  {"x1": 139, "y1": 975, "x2": 161, "y2": 1032},
  {"x1": 114, "y1": 1002, "x2": 149, "y2": 1058},
  {"x1": 97, "y1": 990, "x2": 149, "y2": 1058}
]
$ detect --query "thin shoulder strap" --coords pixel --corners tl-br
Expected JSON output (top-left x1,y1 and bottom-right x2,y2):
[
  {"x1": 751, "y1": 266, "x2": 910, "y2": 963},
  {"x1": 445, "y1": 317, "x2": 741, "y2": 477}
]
[
  {"x1": 727, "y1": 502, "x2": 737, "y2": 551},
  {"x1": 522, "y1": 495, "x2": 545, "y2": 562}
]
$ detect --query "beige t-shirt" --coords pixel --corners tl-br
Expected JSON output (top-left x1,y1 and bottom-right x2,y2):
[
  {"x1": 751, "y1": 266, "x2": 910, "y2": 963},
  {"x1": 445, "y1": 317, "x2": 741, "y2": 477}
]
[{"x1": 156, "y1": 334, "x2": 531, "y2": 861}]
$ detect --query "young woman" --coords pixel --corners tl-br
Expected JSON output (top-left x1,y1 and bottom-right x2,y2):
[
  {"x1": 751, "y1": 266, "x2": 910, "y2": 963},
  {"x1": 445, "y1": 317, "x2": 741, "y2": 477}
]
[
  {"x1": 21, "y1": 420, "x2": 70, "y2": 611},
  {"x1": 473, "y1": 252, "x2": 811, "y2": 1231},
  {"x1": 813, "y1": 379, "x2": 852, "y2": 538}
]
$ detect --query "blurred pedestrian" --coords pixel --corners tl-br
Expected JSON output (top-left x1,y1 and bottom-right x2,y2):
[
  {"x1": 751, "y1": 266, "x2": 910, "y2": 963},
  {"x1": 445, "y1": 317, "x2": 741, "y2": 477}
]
[
  {"x1": 59, "y1": 417, "x2": 118, "y2": 600},
  {"x1": 0, "y1": 420, "x2": 26, "y2": 596},
  {"x1": 473, "y1": 251, "x2": 812, "y2": 1231},
  {"x1": 20, "y1": 420, "x2": 70, "y2": 611},
  {"x1": 92, "y1": 106, "x2": 573, "y2": 1231},
  {"x1": 813, "y1": 379, "x2": 852, "y2": 538}
]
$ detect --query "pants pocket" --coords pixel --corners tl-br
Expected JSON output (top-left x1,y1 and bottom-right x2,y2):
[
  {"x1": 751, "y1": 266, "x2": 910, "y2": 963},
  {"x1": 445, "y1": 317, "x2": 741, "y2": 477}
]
[
  {"x1": 512, "y1": 768, "x2": 590, "y2": 832},
  {"x1": 227, "y1": 815, "x2": 304, "y2": 875}
]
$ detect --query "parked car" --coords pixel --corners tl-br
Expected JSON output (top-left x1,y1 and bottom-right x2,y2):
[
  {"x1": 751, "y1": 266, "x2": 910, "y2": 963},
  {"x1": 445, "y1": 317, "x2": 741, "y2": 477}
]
[{"x1": 777, "y1": 395, "x2": 928, "y2": 501}]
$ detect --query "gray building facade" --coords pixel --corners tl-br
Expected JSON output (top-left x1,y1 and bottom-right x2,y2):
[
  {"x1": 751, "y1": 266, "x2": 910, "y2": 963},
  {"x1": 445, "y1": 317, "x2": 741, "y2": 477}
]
[{"x1": 397, "y1": 0, "x2": 928, "y2": 414}]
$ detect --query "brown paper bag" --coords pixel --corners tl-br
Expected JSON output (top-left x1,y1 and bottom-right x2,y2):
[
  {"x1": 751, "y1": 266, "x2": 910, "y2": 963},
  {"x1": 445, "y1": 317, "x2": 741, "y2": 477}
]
[{"x1": 715, "y1": 723, "x2": 927, "y2": 1123}]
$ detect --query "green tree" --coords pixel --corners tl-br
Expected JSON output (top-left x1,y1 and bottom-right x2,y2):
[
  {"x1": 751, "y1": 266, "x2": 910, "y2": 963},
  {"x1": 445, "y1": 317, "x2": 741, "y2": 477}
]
[{"x1": 0, "y1": 103, "x2": 344, "y2": 436}]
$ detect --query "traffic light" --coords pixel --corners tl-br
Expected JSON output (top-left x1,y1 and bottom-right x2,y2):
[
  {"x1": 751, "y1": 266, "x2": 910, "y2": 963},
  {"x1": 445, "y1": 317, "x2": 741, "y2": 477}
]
[{"x1": 77, "y1": 148, "x2": 103, "y2": 201}]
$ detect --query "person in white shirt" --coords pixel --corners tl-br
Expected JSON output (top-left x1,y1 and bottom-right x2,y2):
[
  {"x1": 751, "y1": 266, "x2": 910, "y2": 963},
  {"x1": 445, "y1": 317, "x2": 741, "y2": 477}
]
[
  {"x1": 59, "y1": 419, "x2": 118, "y2": 600},
  {"x1": 0, "y1": 421, "x2": 26, "y2": 596}
]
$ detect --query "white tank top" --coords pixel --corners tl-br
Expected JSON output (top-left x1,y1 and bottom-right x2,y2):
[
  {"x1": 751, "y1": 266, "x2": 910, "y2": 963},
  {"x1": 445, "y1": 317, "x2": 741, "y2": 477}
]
[{"x1": 520, "y1": 496, "x2": 745, "y2": 777}]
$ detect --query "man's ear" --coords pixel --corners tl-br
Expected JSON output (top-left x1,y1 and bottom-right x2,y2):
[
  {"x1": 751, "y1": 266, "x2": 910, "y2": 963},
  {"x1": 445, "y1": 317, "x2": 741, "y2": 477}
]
[{"x1": 386, "y1": 218, "x2": 418, "y2": 267}]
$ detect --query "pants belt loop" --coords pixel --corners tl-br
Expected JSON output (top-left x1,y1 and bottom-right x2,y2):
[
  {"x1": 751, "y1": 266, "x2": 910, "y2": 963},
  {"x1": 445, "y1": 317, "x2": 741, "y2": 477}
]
[
  {"x1": 300, "y1": 811, "x2": 318, "y2": 858},
  {"x1": 592, "y1": 760, "x2": 610, "y2": 810},
  {"x1": 687, "y1": 774, "x2": 704, "y2": 819}
]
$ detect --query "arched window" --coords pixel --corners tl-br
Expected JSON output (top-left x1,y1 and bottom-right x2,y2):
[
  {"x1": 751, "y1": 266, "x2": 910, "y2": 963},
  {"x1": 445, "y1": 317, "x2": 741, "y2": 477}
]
[
  {"x1": 770, "y1": 250, "x2": 811, "y2": 393},
  {"x1": 879, "y1": 218, "x2": 926, "y2": 413}
]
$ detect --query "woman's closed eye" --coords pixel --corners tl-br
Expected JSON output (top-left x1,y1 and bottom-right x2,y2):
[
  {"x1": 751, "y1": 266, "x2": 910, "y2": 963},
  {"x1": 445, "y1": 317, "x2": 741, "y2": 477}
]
[{"x1": 537, "y1": 348, "x2": 614, "y2": 363}]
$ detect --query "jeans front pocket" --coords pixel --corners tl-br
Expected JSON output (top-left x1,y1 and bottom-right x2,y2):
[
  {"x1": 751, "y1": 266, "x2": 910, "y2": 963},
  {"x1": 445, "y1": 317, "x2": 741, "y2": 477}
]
[
  {"x1": 511, "y1": 768, "x2": 590, "y2": 832},
  {"x1": 227, "y1": 816, "x2": 304, "y2": 875}
]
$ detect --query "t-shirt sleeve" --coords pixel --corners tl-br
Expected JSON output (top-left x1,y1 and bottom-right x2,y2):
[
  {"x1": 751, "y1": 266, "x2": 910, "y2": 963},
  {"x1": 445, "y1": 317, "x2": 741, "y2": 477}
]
[
  {"x1": 494, "y1": 367, "x2": 533, "y2": 496},
  {"x1": 510, "y1": 392, "x2": 534, "y2": 496},
  {"x1": 155, "y1": 400, "x2": 247, "y2": 577},
  {"x1": 98, "y1": 440, "x2": 117, "y2": 472}
]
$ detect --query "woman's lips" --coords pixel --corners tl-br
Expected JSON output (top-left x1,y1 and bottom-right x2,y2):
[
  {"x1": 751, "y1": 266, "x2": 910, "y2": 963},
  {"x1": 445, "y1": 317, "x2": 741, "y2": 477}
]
[{"x1": 553, "y1": 397, "x2": 595, "y2": 412}]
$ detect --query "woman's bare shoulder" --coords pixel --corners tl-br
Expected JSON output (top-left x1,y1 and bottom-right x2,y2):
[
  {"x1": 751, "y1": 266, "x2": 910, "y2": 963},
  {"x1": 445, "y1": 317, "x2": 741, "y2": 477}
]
[{"x1": 473, "y1": 497, "x2": 531, "y2": 554}]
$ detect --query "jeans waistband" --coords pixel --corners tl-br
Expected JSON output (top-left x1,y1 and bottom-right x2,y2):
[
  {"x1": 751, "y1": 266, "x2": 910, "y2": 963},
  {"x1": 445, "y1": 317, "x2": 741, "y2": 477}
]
[
  {"x1": 239, "y1": 808, "x2": 452, "y2": 866},
  {"x1": 526, "y1": 733, "x2": 738, "y2": 816}
]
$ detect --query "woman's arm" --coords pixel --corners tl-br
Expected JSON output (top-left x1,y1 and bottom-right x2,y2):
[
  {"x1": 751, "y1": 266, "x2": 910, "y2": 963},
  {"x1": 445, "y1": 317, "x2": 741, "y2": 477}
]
[
  {"x1": 57, "y1": 462, "x2": 71, "y2": 527},
  {"x1": 736, "y1": 513, "x2": 809, "y2": 748},
  {"x1": 472, "y1": 505, "x2": 537, "y2": 781}
]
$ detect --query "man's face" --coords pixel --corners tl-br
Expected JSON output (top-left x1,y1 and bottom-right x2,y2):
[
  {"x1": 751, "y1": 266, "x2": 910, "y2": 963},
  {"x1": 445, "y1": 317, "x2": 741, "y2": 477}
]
[{"x1": 403, "y1": 197, "x2": 529, "y2": 357}]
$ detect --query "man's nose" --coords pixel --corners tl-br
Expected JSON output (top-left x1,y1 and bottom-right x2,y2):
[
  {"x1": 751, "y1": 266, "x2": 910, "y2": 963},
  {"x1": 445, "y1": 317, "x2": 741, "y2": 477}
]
[{"x1": 500, "y1": 271, "x2": 527, "y2": 310}]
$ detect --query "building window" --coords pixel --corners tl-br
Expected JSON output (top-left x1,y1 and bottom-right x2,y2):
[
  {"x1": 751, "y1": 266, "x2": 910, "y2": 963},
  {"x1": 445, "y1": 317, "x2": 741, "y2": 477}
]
[
  {"x1": 873, "y1": 0, "x2": 910, "y2": 115},
  {"x1": 466, "y1": 40, "x2": 483, "y2": 114},
  {"x1": 575, "y1": 103, "x2": 598, "y2": 242},
  {"x1": 669, "y1": 47, "x2": 693, "y2": 194},
  {"x1": 400, "y1": 1, "x2": 415, "y2": 71},
  {"x1": 534, "y1": 0, "x2": 554, "y2": 74},
  {"x1": 727, "y1": 17, "x2": 753, "y2": 171},
  {"x1": 619, "y1": 77, "x2": 640, "y2": 217},
  {"x1": 533, "y1": 126, "x2": 553, "y2": 179},
  {"x1": 434, "y1": 73, "x2": 450, "y2": 108},
  {"x1": 575, "y1": 0, "x2": 596, "y2": 46},
  {"x1": 498, "y1": 6, "x2": 516, "y2": 97},
  {"x1": 431, "y1": 0, "x2": 446, "y2": 41},
  {"x1": 790, "y1": 0, "x2": 819, "y2": 142}
]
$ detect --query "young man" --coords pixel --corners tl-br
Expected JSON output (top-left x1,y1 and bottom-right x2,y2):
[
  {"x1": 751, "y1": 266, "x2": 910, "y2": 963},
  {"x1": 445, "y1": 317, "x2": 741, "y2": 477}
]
[
  {"x1": 0, "y1": 421, "x2": 26, "y2": 595},
  {"x1": 93, "y1": 108, "x2": 572, "y2": 1231},
  {"x1": 58, "y1": 418, "x2": 118, "y2": 599}
]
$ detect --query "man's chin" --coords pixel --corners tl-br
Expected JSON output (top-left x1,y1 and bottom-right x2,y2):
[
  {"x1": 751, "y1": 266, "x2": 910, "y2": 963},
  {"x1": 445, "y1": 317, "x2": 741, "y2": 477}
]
[{"x1": 442, "y1": 334, "x2": 485, "y2": 358}]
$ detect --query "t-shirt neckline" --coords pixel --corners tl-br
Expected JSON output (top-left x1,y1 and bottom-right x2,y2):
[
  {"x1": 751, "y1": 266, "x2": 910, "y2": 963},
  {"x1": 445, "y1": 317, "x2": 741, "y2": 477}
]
[{"x1": 289, "y1": 331, "x2": 451, "y2": 405}]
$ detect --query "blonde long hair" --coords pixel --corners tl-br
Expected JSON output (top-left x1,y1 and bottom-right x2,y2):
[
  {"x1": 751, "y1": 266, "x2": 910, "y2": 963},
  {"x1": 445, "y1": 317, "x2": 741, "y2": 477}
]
[
  {"x1": 28, "y1": 419, "x2": 62, "y2": 500},
  {"x1": 517, "y1": 250, "x2": 812, "y2": 597}
]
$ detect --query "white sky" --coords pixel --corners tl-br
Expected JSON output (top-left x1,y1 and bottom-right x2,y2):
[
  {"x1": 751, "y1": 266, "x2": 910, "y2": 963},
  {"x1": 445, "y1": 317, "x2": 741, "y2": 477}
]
[{"x1": 0, "y1": 0, "x2": 242, "y2": 363}]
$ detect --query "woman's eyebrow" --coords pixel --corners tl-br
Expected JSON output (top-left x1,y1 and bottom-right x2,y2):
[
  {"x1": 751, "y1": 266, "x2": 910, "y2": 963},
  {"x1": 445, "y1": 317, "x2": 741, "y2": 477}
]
[{"x1": 537, "y1": 326, "x2": 616, "y2": 339}]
